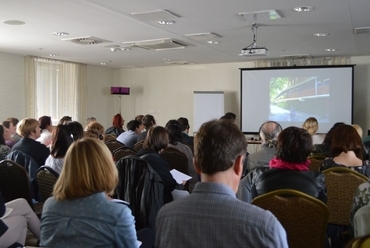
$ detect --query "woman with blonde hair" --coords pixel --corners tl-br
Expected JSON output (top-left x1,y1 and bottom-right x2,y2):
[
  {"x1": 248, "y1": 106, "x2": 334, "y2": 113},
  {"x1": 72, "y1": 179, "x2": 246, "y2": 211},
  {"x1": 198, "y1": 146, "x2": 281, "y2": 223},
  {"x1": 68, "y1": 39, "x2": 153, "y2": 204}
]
[
  {"x1": 302, "y1": 117, "x2": 325, "y2": 145},
  {"x1": 40, "y1": 138, "x2": 138, "y2": 247},
  {"x1": 84, "y1": 122, "x2": 105, "y2": 141}
]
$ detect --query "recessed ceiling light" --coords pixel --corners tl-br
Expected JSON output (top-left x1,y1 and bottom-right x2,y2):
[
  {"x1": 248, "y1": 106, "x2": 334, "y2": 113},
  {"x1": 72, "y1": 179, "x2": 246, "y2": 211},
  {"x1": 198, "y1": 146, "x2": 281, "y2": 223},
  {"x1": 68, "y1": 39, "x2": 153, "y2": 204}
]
[
  {"x1": 100, "y1": 62, "x2": 108, "y2": 65},
  {"x1": 313, "y1": 33, "x2": 329, "y2": 37},
  {"x1": 119, "y1": 48, "x2": 131, "y2": 51},
  {"x1": 293, "y1": 6, "x2": 314, "y2": 12},
  {"x1": 163, "y1": 58, "x2": 171, "y2": 61},
  {"x1": 52, "y1": 32, "x2": 69, "y2": 36},
  {"x1": 158, "y1": 20, "x2": 175, "y2": 25},
  {"x1": 3, "y1": 20, "x2": 25, "y2": 25},
  {"x1": 49, "y1": 54, "x2": 58, "y2": 57},
  {"x1": 325, "y1": 48, "x2": 336, "y2": 52},
  {"x1": 207, "y1": 41, "x2": 220, "y2": 44}
]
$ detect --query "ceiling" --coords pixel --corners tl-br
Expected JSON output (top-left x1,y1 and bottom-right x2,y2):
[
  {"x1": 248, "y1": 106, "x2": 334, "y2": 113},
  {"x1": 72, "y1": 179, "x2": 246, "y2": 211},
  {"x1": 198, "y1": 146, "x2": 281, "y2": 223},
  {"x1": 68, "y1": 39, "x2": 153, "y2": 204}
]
[{"x1": 0, "y1": 0, "x2": 369, "y2": 68}]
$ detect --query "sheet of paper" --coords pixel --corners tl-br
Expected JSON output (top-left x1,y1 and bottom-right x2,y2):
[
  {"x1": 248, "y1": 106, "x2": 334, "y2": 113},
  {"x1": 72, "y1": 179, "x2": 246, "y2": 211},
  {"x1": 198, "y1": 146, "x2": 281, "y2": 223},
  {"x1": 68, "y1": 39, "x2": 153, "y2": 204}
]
[
  {"x1": 1, "y1": 208, "x2": 13, "y2": 219},
  {"x1": 170, "y1": 169, "x2": 192, "y2": 184}
]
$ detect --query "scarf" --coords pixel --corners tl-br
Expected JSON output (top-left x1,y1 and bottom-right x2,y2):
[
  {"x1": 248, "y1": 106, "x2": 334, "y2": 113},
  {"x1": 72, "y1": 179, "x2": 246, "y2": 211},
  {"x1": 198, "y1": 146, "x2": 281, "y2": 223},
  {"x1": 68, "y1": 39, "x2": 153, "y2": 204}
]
[{"x1": 269, "y1": 157, "x2": 311, "y2": 171}]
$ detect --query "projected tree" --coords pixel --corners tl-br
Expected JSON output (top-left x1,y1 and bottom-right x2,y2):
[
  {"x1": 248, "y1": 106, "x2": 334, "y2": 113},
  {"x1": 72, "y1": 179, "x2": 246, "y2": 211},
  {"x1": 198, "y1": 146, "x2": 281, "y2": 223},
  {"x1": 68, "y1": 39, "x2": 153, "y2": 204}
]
[{"x1": 270, "y1": 77, "x2": 289, "y2": 102}]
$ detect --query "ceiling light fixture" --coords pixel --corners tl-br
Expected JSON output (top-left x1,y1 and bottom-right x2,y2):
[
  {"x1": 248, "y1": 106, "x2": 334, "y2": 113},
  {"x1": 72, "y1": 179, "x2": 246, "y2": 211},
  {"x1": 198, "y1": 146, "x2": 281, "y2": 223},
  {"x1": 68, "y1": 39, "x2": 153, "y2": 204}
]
[
  {"x1": 3, "y1": 20, "x2": 25, "y2": 25},
  {"x1": 293, "y1": 6, "x2": 314, "y2": 12},
  {"x1": 158, "y1": 20, "x2": 175, "y2": 25},
  {"x1": 49, "y1": 54, "x2": 58, "y2": 57},
  {"x1": 207, "y1": 41, "x2": 220, "y2": 44},
  {"x1": 100, "y1": 62, "x2": 108, "y2": 65},
  {"x1": 313, "y1": 33, "x2": 328, "y2": 37},
  {"x1": 52, "y1": 32, "x2": 69, "y2": 36},
  {"x1": 325, "y1": 48, "x2": 336, "y2": 52}
]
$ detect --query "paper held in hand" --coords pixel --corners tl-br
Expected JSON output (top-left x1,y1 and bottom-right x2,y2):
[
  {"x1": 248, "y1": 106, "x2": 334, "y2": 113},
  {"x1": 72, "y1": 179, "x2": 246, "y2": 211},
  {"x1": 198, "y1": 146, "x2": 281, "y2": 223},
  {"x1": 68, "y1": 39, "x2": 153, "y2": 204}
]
[{"x1": 170, "y1": 169, "x2": 192, "y2": 184}]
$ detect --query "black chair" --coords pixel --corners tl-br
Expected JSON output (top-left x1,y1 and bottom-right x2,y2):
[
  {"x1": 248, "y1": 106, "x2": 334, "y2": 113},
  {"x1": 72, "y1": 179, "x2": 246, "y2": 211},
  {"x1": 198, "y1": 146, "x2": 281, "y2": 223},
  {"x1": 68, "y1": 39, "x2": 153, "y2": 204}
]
[
  {"x1": 113, "y1": 146, "x2": 137, "y2": 162},
  {"x1": 105, "y1": 140, "x2": 125, "y2": 154},
  {"x1": 36, "y1": 166, "x2": 59, "y2": 202},
  {"x1": 134, "y1": 140, "x2": 145, "y2": 152}
]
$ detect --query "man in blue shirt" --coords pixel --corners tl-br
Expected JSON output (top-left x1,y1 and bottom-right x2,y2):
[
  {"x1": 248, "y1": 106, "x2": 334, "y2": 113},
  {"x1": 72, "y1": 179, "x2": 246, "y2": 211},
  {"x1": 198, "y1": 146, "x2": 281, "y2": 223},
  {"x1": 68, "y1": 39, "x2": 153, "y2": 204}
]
[{"x1": 116, "y1": 120, "x2": 141, "y2": 149}]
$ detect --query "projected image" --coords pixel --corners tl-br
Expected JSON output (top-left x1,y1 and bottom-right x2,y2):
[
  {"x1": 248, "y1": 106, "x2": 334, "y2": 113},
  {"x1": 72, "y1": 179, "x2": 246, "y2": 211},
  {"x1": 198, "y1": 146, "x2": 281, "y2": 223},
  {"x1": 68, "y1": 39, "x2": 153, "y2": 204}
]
[{"x1": 269, "y1": 76, "x2": 330, "y2": 123}]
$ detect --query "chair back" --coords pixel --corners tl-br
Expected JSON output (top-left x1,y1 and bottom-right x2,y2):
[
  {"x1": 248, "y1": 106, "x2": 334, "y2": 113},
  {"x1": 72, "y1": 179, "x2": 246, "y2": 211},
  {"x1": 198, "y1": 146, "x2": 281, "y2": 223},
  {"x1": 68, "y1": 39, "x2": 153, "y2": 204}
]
[
  {"x1": 322, "y1": 167, "x2": 368, "y2": 225},
  {"x1": 113, "y1": 146, "x2": 137, "y2": 162},
  {"x1": 308, "y1": 158, "x2": 323, "y2": 171},
  {"x1": 36, "y1": 166, "x2": 59, "y2": 202},
  {"x1": 134, "y1": 140, "x2": 144, "y2": 152},
  {"x1": 105, "y1": 134, "x2": 117, "y2": 142},
  {"x1": 181, "y1": 142, "x2": 194, "y2": 154},
  {"x1": 5, "y1": 150, "x2": 39, "y2": 181},
  {"x1": 105, "y1": 140, "x2": 125, "y2": 154},
  {"x1": 252, "y1": 189, "x2": 329, "y2": 248},
  {"x1": 160, "y1": 147, "x2": 189, "y2": 175},
  {"x1": 115, "y1": 155, "x2": 164, "y2": 230}
]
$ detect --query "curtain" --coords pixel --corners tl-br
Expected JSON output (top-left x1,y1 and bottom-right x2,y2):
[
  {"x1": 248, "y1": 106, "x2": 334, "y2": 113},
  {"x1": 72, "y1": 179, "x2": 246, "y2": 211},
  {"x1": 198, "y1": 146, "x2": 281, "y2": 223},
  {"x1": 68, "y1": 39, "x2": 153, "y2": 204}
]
[
  {"x1": 25, "y1": 56, "x2": 87, "y2": 123},
  {"x1": 254, "y1": 56, "x2": 350, "y2": 68}
]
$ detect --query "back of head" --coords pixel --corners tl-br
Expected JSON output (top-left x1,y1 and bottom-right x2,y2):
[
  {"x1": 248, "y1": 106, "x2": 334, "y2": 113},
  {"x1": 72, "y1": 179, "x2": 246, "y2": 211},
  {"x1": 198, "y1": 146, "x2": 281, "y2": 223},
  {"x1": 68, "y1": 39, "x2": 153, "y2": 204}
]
[
  {"x1": 142, "y1": 114, "x2": 156, "y2": 129},
  {"x1": 224, "y1": 112, "x2": 236, "y2": 120},
  {"x1": 38, "y1": 116, "x2": 52, "y2": 130},
  {"x1": 276, "y1": 126, "x2": 312, "y2": 163},
  {"x1": 143, "y1": 126, "x2": 169, "y2": 152},
  {"x1": 331, "y1": 124, "x2": 363, "y2": 159},
  {"x1": 321, "y1": 122, "x2": 346, "y2": 151},
  {"x1": 59, "y1": 116, "x2": 72, "y2": 125},
  {"x1": 6, "y1": 117, "x2": 19, "y2": 127},
  {"x1": 86, "y1": 117, "x2": 97, "y2": 126},
  {"x1": 165, "y1": 120, "x2": 183, "y2": 144},
  {"x1": 135, "y1": 115, "x2": 144, "y2": 123},
  {"x1": 66, "y1": 121, "x2": 84, "y2": 141},
  {"x1": 177, "y1": 117, "x2": 190, "y2": 132},
  {"x1": 51, "y1": 124, "x2": 74, "y2": 158},
  {"x1": 195, "y1": 120, "x2": 247, "y2": 175},
  {"x1": 17, "y1": 118, "x2": 39, "y2": 138},
  {"x1": 53, "y1": 138, "x2": 118, "y2": 200},
  {"x1": 112, "y1": 114, "x2": 124, "y2": 128},
  {"x1": 84, "y1": 122, "x2": 105, "y2": 140},
  {"x1": 259, "y1": 121, "x2": 282, "y2": 148},
  {"x1": 352, "y1": 124, "x2": 363, "y2": 138},
  {"x1": 302, "y1": 117, "x2": 319, "y2": 135},
  {"x1": 126, "y1": 120, "x2": 141, "y2": 132}
]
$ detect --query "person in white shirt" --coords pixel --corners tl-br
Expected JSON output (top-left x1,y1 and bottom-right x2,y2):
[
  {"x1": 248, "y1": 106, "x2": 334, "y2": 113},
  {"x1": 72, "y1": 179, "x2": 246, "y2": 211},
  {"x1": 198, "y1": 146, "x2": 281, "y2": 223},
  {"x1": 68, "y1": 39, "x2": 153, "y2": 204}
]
[
  {"x1": 37, "y1": 116, "x2": 53, "y2": 147},
  {"x1": 117, "y1": 120, "x2": 141, "y2": 148}
]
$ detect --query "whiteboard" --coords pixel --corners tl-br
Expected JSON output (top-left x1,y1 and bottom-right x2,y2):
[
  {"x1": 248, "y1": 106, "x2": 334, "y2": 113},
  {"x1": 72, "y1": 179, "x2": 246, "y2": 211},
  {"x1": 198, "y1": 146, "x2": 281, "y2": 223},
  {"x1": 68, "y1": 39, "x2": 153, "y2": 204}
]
[{"x1": 193, "y1": 91, "x2": 224, "y2": 133}]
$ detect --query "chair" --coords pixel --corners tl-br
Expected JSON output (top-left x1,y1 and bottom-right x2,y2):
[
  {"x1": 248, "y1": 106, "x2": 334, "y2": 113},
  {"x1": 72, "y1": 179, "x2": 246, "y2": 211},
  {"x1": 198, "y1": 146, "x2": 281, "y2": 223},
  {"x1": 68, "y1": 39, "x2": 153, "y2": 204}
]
[
  {"x1": 0, "y1": 160, "x2": 43, "y2": 215},
  {"x1": 181, "y1": 142, "x2": 194, "y2": 154},
  {"x1": 322, "y1": 167, "x2": 368, "y2": 226},
  {"x1": 115, "y1": 155, "x2": 164, "y2": 230},
  {"x1": 252, "y1": 189, "x2": 329, "y2": 248},
  {"x1": 308, "y1": 154, "x2": 327, "y2": 172},
  {"x1": 105, "y1": 134, "x2": 117, "y2": 142},
  {"x1": 113, "y1": 146, "x2": 137, "y2": 162},
  {"x1": 36, "y1": 166, "x2": 59, "y2": 202},
  {"x1": 134, "y1": 140, "x2": 144, "y2": 152},
  {"x1": 160, "y1": 147, "x2": 189, "y2": 175},
  {"x1": 105, "y1": 140, "x2": 125, "y2": 154}
]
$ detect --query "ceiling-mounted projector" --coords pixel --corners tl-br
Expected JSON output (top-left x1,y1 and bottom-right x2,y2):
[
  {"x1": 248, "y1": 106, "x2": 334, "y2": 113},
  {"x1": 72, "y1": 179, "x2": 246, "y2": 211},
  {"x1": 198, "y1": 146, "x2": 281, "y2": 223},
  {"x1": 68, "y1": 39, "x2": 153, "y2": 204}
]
[{"x1": 240, "y1": 47, "x2": 268, "y2": 56}]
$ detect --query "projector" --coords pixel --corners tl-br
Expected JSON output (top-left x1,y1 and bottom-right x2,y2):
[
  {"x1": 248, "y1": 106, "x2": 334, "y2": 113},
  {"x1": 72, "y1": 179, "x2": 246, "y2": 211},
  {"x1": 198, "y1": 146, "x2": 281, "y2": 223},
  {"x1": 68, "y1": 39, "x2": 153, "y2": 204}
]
[{"x1": 239, "y1": 47, "x2": 268, "y2": 56}]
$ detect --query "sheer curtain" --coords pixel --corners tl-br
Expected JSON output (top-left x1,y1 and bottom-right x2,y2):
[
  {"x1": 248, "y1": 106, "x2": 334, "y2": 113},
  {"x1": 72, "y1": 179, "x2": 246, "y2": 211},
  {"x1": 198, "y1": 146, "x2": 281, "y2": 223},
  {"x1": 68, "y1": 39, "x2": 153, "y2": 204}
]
[{"x1": 25, "y1": 56, "x2": 87, "y2": 123}]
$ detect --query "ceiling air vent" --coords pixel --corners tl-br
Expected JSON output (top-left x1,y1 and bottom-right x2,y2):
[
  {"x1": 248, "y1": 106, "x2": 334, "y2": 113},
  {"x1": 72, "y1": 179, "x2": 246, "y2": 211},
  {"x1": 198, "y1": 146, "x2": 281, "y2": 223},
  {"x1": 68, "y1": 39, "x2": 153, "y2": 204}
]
[
  {"x1": 124, "y1": 38, "x2": 188, "y2": 51},
  {"x1": 165, "y1": 61, "x2": 192, "y2": 65},
  {"x1": 354, "y1": 27, "x2": 370, "y2": 34},
  {"x1": 62, "y1": 36, "x2": 112, "y2": 45}
]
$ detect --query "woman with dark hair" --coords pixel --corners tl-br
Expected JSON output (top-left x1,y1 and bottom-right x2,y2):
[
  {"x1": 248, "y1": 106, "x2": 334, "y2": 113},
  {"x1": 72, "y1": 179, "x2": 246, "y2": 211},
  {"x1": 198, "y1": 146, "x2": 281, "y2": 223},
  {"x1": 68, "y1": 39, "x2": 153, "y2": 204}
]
[
  {"x1": 312, "y1": 122, "x2": 345, "y2": 157},
  {"x1": 36, "y1": 116, "x2": 53, "y2": 147},
  {"x1": 45, "y1": 124, "x2": 74, "y2": 174},
  {"x1": 105, "y1": 114, "x2": 125, "y2": 137},
  {"x1": 0, "y1": 125, "x2": 11, "y2": 160},
  {"x1": 165, "y1": 120, "x2": 198, "y2": 192},
  {"x1": 320, "y1": 125, "x2": 370, "y2": 177},
  {"x1": 238, "y1": 126, "x2": 327, "y2": 203},
  {"x1": 136, "y1": 114, "x2": 156, "y2": 142},
  {"x1": 66, "y1": 121, "x2": 84, "y2": 141},
  {"x1": 137, "y1": 126, "x2": 177, "y2": 203}
]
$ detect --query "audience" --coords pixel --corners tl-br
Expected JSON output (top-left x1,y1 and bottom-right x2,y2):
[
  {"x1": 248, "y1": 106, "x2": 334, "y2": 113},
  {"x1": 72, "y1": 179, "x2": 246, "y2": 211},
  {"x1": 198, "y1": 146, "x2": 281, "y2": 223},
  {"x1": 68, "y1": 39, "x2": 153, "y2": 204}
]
[
  {"x1": 165, "y1": 120, "x2": 199, "y2": 192},
  {"x1": 11, "y1": 118, "x2": 50, "y2": 166},
  {"x1": 84, "y1": 122, "x2": 105, "y2": 141},
  {"x1": 137, "y1": 115, "x2": 156, "y2": 143},
  {"x1": 302, "y1": 117, "x2": 325, "y2": 145},
  {"x1": 246, "y1": 121, "x2": 282, "y2": 174},
  {"x1": 136, "y1": 126, "x2": 178, "y2": 204},
  {"x1": 58, "y1": 116, "x2": 72, "y2": 125},
  {"x1": 36, "y1": 116, "x2": 53, "y2": 147},
  {"x1": 238, "y1": 126, "x2": 327, "y2": 203},
  {"x1": 116, "y1": 120, "x2": 141, "y2": 149},
  {"x1": 0, "y1": 192, "x2": 40, "y2": 247},
  {"x1": 40, "y1": 138, "x2": 139, "y2": 247},
  {"x1": 0, "y1": 125, "x2": 10, "y2": 160},
  {"x1": 135, "y1": 115, "x2": 145, "y2": 133},
  {"x1": 177, "y1": 117, "x2": 194, "y2": 146},
  {"x1": 105, "y1": 114, "x2": 125, "y2": 137},
  {"x1": 45, "y1": 124, "x2": 74, "y2": 174},
  {"x1": 155, "y1": 120, "x2": 288, "y2": 248},
  {"x1": 320, "y1": 124, "x2": 370, "y2": 177},
  {"x1": 66, "y1": 121, "x2": 84, "y2": 141}
]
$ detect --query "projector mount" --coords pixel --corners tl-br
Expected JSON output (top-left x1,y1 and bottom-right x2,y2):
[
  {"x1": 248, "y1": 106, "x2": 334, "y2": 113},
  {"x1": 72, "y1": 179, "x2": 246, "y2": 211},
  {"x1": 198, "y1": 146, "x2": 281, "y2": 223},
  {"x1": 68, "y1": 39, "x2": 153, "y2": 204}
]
[{"x1": 240, "y1": 21, "x2": 268, "y2": 56}]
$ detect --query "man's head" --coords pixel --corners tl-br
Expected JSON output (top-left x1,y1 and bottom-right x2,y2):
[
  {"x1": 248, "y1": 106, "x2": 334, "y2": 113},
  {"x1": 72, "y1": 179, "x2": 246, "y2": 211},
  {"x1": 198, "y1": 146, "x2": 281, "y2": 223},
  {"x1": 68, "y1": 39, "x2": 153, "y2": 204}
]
[
  {"x1": 17, "y1": 118, "x2": 41, "y2": 139},
  {"x1": 6, "y1": 117, "x2": 19, "y2": 135},
  {"x1": 177, "y1": 117, "x2": 190, "y2": 133},
  {"x1": 194, "y1": 120, "x2": 247, "y2": 183},
  {"x1": 259, "y1": 121, "x2": 282, "y2": 147},
  {"x1": 142, "y1": 114, "x2": 156, "y2": 130},
  {"x1": 127, "y1": 120, "x2": 141, "y2": 134}
]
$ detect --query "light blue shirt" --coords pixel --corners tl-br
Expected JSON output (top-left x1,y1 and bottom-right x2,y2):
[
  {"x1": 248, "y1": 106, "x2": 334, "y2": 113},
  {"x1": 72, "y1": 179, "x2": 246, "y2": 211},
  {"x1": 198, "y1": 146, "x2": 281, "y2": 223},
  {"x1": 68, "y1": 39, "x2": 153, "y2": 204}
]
[
  {"x1": 117, "y1": 130, "x2": 138, "y2": 149},
  {"x1": 40, "y1": 192, "x2": 139, "y2": 248}
]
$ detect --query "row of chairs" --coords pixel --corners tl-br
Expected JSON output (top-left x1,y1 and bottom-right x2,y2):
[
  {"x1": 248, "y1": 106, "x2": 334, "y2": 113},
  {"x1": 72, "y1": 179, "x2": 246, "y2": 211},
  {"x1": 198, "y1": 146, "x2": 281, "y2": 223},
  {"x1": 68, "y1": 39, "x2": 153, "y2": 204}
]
[{"x1": 252, "y1": 167, "x2": 368, "y2": 248}]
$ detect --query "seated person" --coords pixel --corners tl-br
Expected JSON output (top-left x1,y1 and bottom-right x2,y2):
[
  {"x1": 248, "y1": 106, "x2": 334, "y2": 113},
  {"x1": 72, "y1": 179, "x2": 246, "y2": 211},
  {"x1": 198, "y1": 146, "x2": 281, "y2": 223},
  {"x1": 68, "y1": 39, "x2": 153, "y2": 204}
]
[
  {"x1": 155, "y1": 120, "x2": 288, "y2": 248},
  {"x1": 105, "y1": 114, "x2": 125, "y2": 137},
  {"x1": 0, "y1": 125, "x2": 11, "y2": 160},
  {"x1": 45, "y1": 124, "x2": 75, "y2": 174},
  {"x1": 116, "y1": 120, "x2": 141, "y2": 149},
  {"x1": 0, "y1": 192, "x2": 40, "y2": 247},
  {"x1": 2, "y1": 119, "x2": 20, "y2": 148},
  {"x1": 320, "y1": 124, "x2": 370, "y2": 177},
  {"x1": 312, "y1": 122, "x2": 345, "y2": 156},
  {"x1": 177, "y1": 117, "x2": 193, "y2": 147},
  {"x1": 67, "y1": 121, "x2": 84, "y2": 141},
  {"x1": 11, "y1": 118, "x2": 50, "y2": 166},
  {"x1": 84, "y1": 122, "x2": 105, "y2": 141},
  {"x1": 58, "y1": 116, "x2": 72, "y2": 125},
  {"x1": 40, "y1": 138, "x2": 139, "y2": 247},
  {"x1": 137, "y1": 115, "x2": 156, "y2": 143},
  {"x1": 36, "y1": 116, "x2": 53, "y2": 147},
  {"x1": 302, "y1": 117, "x2": 325, "y2": 145},
  {"x1": 136, "y1": 126, "x2": 178, "y2": 204},
  {"x1": 351, "y1": 181, "x2": 370, "y2": 229},
  {"x1": 238, "y1": 126, "x2": 327, "y2": 203}
]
